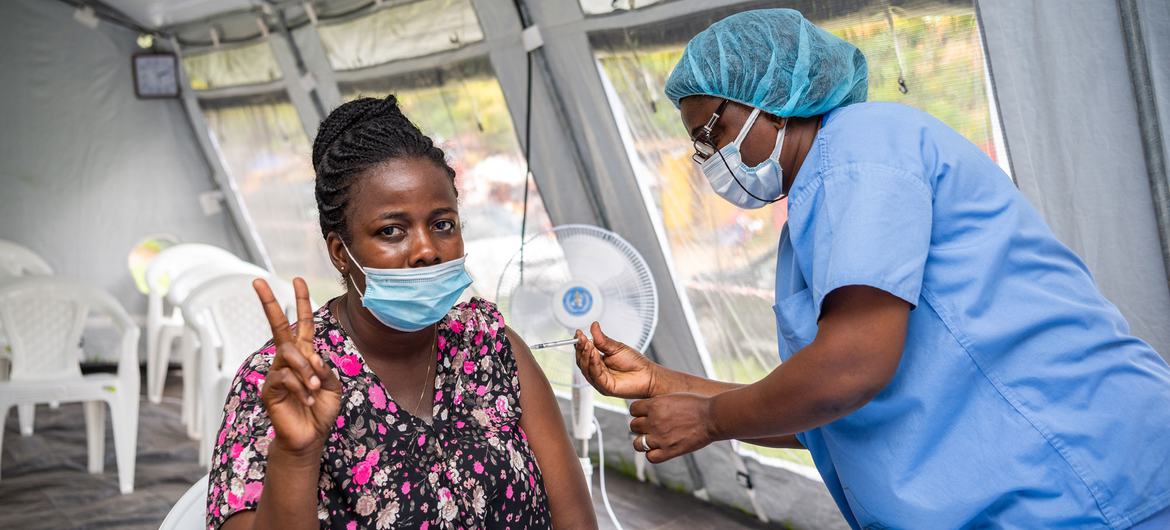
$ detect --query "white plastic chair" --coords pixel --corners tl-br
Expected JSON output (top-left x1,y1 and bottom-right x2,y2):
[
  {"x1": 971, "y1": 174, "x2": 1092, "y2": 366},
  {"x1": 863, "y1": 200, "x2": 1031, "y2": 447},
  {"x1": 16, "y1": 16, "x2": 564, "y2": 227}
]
[
  {"x1": 0, "y1": 239, "x2": 56, "y2": 433},
  {"x1": 159, "y1": 474, "x2": 209, "y2": 530},
  {"x1": 144, "y1": 244, "x2": 241, "y2": 405},
  {"x1": 0, "y1": 277, "x2": 140, "y2": 493},
  {"x1": 161, "y1": 261, "x2": 268, "y2": 438},
  {"x1": 0, "y1": 239, "x2": 53, "y2": 278},
  {"x1": 183, "y1": 273, "x2": 295, "y2": 467}
]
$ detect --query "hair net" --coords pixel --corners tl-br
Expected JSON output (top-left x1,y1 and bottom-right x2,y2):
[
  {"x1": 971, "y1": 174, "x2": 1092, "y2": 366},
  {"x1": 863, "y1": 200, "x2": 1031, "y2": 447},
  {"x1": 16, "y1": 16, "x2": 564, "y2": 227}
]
[{"x1": 665, "y1": 8, "x2": 868, "y2": 118}]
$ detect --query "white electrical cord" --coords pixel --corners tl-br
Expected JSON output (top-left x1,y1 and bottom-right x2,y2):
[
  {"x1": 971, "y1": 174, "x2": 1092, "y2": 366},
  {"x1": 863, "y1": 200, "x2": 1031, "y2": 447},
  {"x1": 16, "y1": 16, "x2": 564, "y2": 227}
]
[{"x1": 592, "y1": 415, "x2": 625, "y2": 530}]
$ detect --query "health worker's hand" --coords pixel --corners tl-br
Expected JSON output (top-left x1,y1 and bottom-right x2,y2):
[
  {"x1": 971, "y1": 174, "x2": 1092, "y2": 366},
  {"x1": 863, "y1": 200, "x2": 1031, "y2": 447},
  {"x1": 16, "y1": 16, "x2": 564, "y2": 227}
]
[
  {"x1": 574, "y1": 322, "x2": 661, "y2": 399},
  {"x1": 628, "y1": 392, "x2": 717, "y2": 463}
]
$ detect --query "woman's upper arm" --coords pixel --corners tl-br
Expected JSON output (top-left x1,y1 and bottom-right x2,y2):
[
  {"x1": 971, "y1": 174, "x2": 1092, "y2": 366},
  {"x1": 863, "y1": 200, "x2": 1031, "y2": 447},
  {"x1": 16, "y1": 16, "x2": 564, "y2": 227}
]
[{"x1": 507, "y1": 327, "x2": 598, "y2": 530}]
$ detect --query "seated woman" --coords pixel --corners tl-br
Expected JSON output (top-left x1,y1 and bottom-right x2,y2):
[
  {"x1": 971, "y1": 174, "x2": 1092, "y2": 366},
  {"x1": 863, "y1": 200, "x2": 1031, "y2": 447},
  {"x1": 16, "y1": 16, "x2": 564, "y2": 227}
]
[{"x1": 206, "y1": 96, "x2": 596, "y2": 530}]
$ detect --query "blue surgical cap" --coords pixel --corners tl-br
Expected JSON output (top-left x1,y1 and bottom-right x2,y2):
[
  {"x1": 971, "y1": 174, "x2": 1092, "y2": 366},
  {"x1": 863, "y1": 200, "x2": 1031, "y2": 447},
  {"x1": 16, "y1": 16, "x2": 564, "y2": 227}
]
[{"x1": 665, "y1": 8, "x2": 868, "y2": 118}]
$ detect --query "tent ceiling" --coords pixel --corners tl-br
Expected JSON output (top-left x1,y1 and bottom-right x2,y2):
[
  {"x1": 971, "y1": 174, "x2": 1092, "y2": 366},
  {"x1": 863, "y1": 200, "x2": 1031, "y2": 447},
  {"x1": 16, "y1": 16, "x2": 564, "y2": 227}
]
[{"x1": 100, "y1": 0, "x2": 260, "y2": 28}]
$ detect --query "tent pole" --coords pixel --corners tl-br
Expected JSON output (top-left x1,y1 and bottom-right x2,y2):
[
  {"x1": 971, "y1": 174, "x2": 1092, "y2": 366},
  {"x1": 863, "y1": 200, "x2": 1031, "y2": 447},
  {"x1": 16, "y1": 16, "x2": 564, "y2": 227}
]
[
  {"x1": 1118, "y1": 0, "x2": 1170, "y2": 291},
  {"x1": 169, "y1": 38, "x2": 275, "y2": 271}
]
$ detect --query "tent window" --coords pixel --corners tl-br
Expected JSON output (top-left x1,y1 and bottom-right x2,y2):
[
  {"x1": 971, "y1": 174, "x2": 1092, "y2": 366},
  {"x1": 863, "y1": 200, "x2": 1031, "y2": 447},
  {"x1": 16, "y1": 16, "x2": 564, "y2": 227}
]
[
  {"x1": 592, "y1": 0, "x2": 1003, "y2": 467},
  {"x1": 316, "y1": 0, "x2": 485, "y2": 72},
  {"x1": 199, "y1": 95, "x2": 341, "y2": 300},
  {"x1": 182, "y1": 41, "x2": 282, "y2": 90},
  {"x1": 580, "y1": 0, "x2": 670, "y2": 16}
]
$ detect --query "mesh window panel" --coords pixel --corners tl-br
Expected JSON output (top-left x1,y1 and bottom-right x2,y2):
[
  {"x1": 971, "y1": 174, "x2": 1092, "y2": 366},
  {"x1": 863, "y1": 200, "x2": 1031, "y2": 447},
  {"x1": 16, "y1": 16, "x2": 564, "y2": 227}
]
[
  {"x1": 317, "y1": 0, "x2": 485, "y2": 71},
  {"x1": 199, "y1": 95, "x2": 342, "y2": 300},
  {"x1": 183, "y1": 41, "x2": 282, "y2": 90}
]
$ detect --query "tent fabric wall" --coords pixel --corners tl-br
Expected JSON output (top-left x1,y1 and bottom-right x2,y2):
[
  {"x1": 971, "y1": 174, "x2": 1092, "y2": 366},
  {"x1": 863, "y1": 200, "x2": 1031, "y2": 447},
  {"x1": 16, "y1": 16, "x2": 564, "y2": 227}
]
[
  {"x1": 0, "y1": 0, "x2": 248, "y2": 320},
  {"x1": 978, "y1": 0, "x2": 1170, "y2": 358}
]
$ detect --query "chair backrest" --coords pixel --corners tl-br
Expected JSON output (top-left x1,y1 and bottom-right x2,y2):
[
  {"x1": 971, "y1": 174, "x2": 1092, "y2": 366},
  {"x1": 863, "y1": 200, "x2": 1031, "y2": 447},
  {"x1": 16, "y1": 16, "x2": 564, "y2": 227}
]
[
  {"x1": 0, "y1": 239, "x2": 53, "y2": 279},
  {"x1": 182, "y1": 273, "x2": 295, "y2": 374},
  {"x1": 145, "y1": 244, "x2": 241, "y2": 299},
  {"x1": 0, "y1": 277, "x2": 137, "y2": 381},
  {"x1": 158, "y1": 474, "x2": 209, "y2": 530},
  {"x1": 167, "y1": 261, "x2": 269, "y2": 308}
]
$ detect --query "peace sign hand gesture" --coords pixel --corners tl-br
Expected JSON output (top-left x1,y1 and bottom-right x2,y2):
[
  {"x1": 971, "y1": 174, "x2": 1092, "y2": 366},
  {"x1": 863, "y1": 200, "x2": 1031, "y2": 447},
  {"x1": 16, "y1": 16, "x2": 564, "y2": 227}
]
[{"x1": 253, "y1": 277, "x2": 342, "y2": 457}]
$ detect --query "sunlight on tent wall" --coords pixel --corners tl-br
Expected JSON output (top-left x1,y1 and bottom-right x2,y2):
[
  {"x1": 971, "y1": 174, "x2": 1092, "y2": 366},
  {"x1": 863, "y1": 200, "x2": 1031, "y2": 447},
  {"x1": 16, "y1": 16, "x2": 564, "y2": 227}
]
[{"x1": 592, "y1": 0, "x2": 1006, "y2": 468}]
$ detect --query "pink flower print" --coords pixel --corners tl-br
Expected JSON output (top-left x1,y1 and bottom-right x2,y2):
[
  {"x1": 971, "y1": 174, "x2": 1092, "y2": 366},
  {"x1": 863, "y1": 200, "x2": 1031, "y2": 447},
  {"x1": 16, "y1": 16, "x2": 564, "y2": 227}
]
[
  {"x1": 387, "y1": 400, "x2": 398, "y2": 414},
  {"x1": 346, "y1": 521, "x2": 357, "y2": 530},
  {"x1": 463, "y1": 360, "x2": 476, "y2": 375},
  {"x1": 365, "y1": 448, "x2": 380, "y2": 465},
  {"x1": 243, "y1": 480, "x2": 264, "y2": 503},
  {"x1": 480, "y1": 345, "x2": 489, "y2": 356},
  {"x1": 368, "y1": 384, "x2": 387, "y2": 410},
  {"x1": 328, "y1": 329, "x2": 343, "y2": 345},
  {"x1": 449, "y1": 320, "x2": 464, "y2": 334},
  {"x1": 217, "y1": 427, "x2": 227, "y2": 446},
  {"x1": 474, "y1": 331, "x2": 484, "y2": 346},
  {"x1": 244, "y1": 370, "x2": 265, "y2": 388},
  {"x1": 353, "y1": 461, "x2": 373, "y2": 485},
  {"x1": 502, "y1": 425, "x2": 511, "y2": 432},
  {"x1": 336, "y1": 416, "x2": 345, "y2": 429},
  {"x1": 529, "y1": 474, "x2": 536, "y2": 488},
  {"x1": 420, "y1": 522, "x2": 429, "y2": 530},
  {"x1": 227, "y1": 490, "x2": 244, "y2": 510},
  {"x1": 494, "y1": 340, "x2": 503, "y2": 352},
  {"x1": 437, "y1": 335, "x2": 446, "y2": 351},
  {"x1": 476, "y1": 385, "x2": 488, "y2": 396},
  {"x1": 455, "y1": 421, "x2": 465, "y2": 428},
  {"x1": 401, "y1": 482, "x2": 411, "y2": 495},
  {"x1": 506, "y1": 484, "x2": 514, "y2": 499},
  {"x1": 453, "y1": 393, "x2": 463, "y2": 405},
  {"x1": 330, "y1": 352, "x2": 362, "y2": 377},
  {"x1": 230, "y1": 442, "x2": 243, "y2": 459},
  {"x1": 378, "y1": 424, "x2": 387, "y2": 435},
  {"x1": 474, "y1": 461, "x2": 484, "y2": 474},
  {"x1": 417, "y1": 434, "x2": 427, "y2": 447},
  {"x1": 495, "y1": 395, "x2": 509, "y2": 414}
]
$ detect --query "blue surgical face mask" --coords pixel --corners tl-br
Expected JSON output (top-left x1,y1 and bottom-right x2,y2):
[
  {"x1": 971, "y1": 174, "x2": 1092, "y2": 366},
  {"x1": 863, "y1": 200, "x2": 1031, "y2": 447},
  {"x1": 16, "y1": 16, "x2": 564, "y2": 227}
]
[
  {"x1": 699, "y1": 107, "x2": 787, "y2": 209},
  {"x1": 343, "y1": 243, "x2": 473, "y2": 332}
]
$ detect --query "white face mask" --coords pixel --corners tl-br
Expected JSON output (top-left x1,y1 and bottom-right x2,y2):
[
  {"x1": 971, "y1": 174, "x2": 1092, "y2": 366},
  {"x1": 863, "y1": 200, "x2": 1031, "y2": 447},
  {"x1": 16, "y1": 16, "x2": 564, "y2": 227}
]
[{"x1": 699, "y1": 107, "x2": 787, "y2": 209}]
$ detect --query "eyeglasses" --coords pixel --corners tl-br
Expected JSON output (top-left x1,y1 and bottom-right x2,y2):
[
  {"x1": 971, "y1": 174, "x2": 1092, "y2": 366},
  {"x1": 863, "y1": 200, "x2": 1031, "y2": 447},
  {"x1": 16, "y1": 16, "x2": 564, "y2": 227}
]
[{"x1": 692, "y1": 98, "x2": 731, "y2": 164}]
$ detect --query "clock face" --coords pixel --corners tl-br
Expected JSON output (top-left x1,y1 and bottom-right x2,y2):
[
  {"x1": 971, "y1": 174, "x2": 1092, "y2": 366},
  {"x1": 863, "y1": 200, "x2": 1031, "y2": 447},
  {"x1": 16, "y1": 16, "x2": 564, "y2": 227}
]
[{"x1": 134, "y1": 54, "x2": 179, "y2": 98}]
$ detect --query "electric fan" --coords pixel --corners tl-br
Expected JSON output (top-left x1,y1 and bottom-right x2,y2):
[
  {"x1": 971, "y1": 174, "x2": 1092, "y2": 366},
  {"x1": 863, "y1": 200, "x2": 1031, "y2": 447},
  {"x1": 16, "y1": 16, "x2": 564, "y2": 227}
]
[{"x1": 495, "y1": 224, "x2": 658, "y2": 492}]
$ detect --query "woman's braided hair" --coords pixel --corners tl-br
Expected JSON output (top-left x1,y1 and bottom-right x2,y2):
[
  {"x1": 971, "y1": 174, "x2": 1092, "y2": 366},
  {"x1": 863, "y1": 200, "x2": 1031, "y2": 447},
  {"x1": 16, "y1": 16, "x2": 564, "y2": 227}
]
[{"x1": 312, "y1": 95, "x2": 457, "y2": 243}]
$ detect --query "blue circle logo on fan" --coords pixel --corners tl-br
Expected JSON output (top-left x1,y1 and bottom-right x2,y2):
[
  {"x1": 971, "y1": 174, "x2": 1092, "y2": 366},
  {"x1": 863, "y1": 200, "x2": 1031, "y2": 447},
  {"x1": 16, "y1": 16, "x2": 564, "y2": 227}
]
[{"x1": 562, "y1": 286, "x2": 594, "y2": 317}]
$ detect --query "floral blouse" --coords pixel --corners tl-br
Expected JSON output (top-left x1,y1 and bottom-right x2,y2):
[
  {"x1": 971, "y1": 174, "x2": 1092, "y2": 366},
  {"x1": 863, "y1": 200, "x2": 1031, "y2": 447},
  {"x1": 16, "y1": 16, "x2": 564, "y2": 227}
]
[{"x1": 206, "y1": 298, "x2": 552, "y2": 529}]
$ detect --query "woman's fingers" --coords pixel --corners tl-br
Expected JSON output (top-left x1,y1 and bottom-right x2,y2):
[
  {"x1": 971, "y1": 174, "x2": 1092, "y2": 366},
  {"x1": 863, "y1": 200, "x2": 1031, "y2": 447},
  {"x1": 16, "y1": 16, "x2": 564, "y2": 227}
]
[
  {"x1": 310, "y1": 351, "x2": 342, "y2": 392},
  {"x1": 269, "y1": 366, "x2": 314, "y2": 407},
  {"x1": 253, "y1": 279, "x2": 293, "y2": 345},
  {"x1": 277, "y1": 343, "x2": 320, "y2": 390},
  {"x1": 291, "y1": 277, "x2": 315, "y2": 343}
]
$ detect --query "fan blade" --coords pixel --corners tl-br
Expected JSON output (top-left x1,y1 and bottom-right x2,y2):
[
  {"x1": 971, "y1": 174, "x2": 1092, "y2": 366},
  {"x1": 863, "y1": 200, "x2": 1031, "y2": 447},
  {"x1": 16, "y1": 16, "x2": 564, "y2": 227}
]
[
  {"x1": 598, "y1": 300, "x2": 649, "y2": 352},
  {"x1": 558, "y1": 234, "x2": 630, "y2": 287},
  {"x1": 502, "y1": 283, "x2": 566, "y2": 343}
]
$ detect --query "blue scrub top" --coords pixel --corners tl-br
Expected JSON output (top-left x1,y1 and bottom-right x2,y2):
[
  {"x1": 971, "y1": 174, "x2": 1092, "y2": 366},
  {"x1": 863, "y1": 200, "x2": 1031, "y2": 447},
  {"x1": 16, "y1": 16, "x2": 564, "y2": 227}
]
[{"x1": 774, "y1": 102, "x2": 1170, "y2": 529}]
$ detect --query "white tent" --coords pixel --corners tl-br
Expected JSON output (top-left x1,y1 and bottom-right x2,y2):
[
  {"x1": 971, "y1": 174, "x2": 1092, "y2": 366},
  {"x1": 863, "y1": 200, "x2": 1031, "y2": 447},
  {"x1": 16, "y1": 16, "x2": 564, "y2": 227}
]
[{"x1": 1, "y1": 0, "x2": 1168, "y2": 528}]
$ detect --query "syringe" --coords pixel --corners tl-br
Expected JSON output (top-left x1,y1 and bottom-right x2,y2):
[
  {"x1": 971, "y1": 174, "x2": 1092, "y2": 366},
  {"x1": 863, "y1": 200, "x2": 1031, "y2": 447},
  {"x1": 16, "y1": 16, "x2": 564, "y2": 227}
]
[{"x1": 531, "y1": 338, "x2": 579, "y2": 350}]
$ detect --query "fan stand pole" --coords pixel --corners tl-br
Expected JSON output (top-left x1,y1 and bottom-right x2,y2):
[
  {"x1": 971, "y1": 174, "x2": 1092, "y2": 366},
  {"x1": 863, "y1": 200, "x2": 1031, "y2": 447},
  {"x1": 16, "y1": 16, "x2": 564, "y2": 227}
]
[{"x1": 571, "y1": 369, "x2": 597, "y2": 496}]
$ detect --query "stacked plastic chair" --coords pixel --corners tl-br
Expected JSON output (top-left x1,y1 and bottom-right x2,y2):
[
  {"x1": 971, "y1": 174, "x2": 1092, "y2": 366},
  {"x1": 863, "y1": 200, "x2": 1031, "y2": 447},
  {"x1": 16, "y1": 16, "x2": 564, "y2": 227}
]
[
  {"x1": 163, "y1": 261, "x2": 268, "y2": 439},
  {"x1": 0, "y1": 239, "x2": 56, "y2": 435},
  {"x1": 0, "y1": 277, "x2": 140, "y2": 493},
  {"x1": 143, "y1": 244, "x2": 242, "y2": 406},
  {"x1": 183, "y1": 273, "x2": 296, "y2": 466}
]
